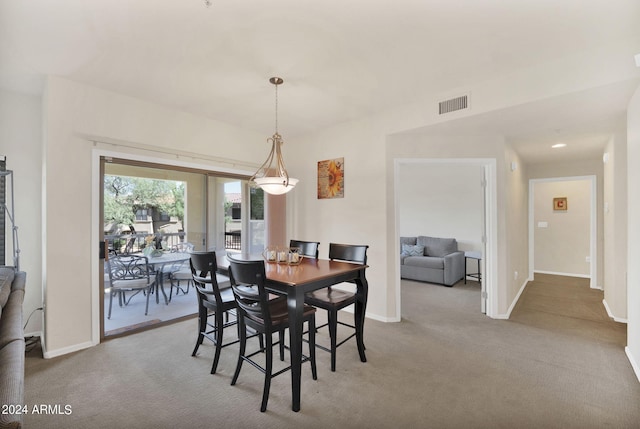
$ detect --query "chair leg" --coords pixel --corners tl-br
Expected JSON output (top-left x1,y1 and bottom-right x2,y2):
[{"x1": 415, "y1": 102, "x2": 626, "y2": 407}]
[
  {"x1": 328, "y1": 310, "x2": 338, "y2": 372},
  {"x1": 192, "y1": 307, "x2": 206, "y2": 356},
  {"x1": 144, "y1": 287, "x2": 151, "y2": 316},
  {"x1": 278, "y1": 330, "x2": 285, "y2": 361},
  {"x1": 261, "y1": 333, "x2": 273, "y2": 412},
  {"x1": 108, "y1": 291, "x2": 114, "y2": 319},
  {"x1": 211, "y1": 310, "x2": 224, "y2": 374},
  {"x1": 308, "y1": 317, "x2": 317, "y2": 380},
  {"x1": 231, "y1": 317, "x2": 247, "y2": 386}
]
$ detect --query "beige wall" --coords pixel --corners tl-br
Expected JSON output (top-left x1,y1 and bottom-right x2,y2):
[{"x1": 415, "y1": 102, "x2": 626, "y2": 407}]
[
  {"x1": 0, "y1": 89, "x2": 43, "y2": 335},
  {"x1": 533, "y1": 179, "x2": 591, "y2": 276},
  {"x1": 627, "y1": 85, "x2": 640, "y2": 380},
  {"x1": 603, "y1": 133, "x2": 628, "y2": 321},
  {"x1": 527, "y1": 160, "x2": 604, "y2": 287},
  {"x1": 41, "y1": 76, "x2": 264, "y2": 356}
]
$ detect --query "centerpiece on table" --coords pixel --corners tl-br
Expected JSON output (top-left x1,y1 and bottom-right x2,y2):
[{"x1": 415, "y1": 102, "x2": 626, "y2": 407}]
[{"x1": 143, "y1": 234, "x2": 163, "y2": 258}]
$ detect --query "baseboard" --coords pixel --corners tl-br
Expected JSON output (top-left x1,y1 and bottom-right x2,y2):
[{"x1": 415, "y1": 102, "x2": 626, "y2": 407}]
[
  {"x1": 625, "y1": 347, "x2": 640, "y2": 383},
  {"x1": 43, "y1": 340, "x2": 96, "y2": 359},
  {"x1": 339, "y1": 306, "x2": 400, "y2": 323},
  {"x1": 602, "y1": 299, "x2": 628, "y2": 324},
  {"x1": 493, "y1": 278, "x2": 529, "y2": 320},
  {"x1": 534, "y1": 270, "x2": 590, "y2": 279}
]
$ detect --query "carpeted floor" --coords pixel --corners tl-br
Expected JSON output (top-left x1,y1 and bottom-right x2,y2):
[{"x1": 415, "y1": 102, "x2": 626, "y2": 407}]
[{"x1": 24, "y1": 274, "x2": 640, "y2": 428}]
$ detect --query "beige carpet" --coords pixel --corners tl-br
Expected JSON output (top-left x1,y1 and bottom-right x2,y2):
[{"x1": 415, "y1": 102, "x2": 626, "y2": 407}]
[{"x1": 24, "y1": 275, "x2": 640, "y2": 428}]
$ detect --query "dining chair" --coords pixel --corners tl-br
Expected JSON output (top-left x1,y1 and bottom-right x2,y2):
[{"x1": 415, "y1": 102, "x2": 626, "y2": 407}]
[
  {"x1": 168, "y1": 242, "x2": 195, "y2": 300},
  {"x1": 106, "y1": 254, "x2": 157, "y2": 319},
  {"x1": 228, "y1": 258, "x2": 318, "y2": 412},
  {"x1": 304, "y1": 243, "x2": 369, "y2": 371},
  {"x1": 289, "y1": 239, "x2": 320, "y2": 259},
  {"x1": 190, "y1": 251, "x2": 239, "y2": 374}
]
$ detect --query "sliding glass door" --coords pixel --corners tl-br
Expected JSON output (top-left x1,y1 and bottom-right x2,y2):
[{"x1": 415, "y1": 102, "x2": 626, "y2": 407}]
[{"x1": 101, "y1": 158, "x2": 260, "y2": 338}]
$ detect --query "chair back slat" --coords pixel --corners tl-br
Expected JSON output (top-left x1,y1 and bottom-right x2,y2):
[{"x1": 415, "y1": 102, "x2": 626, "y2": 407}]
[
  {"x1": 328, "y1": 243, "x2": 368, "y2": 265},
  {"x1": 107, "y1": 254, "x2": 153, "y2": 282},
  {"x1": 228, "y1": 259, "x2": 271, "y2": 326},
  {"x1": 289, "y1": 240, "x2": 320, "y2": 259},
  {"x1": 190, "y1": 251, "x2": 224, "y2": 304}
]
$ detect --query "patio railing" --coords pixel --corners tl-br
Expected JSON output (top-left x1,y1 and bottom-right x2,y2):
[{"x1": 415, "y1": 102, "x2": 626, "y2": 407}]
[{"x1": 104, "y1": 232, "x2": 186, "y2": 254}]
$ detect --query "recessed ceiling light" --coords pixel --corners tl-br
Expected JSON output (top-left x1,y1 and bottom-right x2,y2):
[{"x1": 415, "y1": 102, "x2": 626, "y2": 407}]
[{"x1": 552, "y1": 143, "x2": 567, "y2": 149}]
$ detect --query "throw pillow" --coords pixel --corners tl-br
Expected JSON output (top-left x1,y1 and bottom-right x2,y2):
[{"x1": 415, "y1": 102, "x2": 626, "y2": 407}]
[{"x1": 401, "y1": 244, "x2": 425, "y2": 257}]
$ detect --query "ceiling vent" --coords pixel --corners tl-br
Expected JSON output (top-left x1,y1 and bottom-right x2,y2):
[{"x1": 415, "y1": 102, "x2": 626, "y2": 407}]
[{"x1": 438, "y1": 94, "x2": 469, "y2": 115}]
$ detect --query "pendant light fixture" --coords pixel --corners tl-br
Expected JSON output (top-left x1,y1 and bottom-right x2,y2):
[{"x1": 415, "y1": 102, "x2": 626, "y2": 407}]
[{"x1": 250, "y1": 77, "x2": 299, "y2": 195}]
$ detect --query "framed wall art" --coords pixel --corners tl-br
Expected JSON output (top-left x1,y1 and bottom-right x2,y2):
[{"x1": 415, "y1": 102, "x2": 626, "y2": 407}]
[
  {"x1": 317, "y1": 157, "x2": 344, "y2": 199},
  {"x1": 553, "y1": 197, "x2": 567, "y2": 211}
]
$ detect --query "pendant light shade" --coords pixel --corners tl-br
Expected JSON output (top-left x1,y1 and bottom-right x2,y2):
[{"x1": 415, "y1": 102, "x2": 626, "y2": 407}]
[{"x1": 250, "y1": 77, "x2": 298, "y2": 195}]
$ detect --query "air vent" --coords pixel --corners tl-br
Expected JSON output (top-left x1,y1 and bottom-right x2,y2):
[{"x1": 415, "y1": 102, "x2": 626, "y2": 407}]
[{"x1": 438, "y1": 95, "x2": 468, "y2": 115}]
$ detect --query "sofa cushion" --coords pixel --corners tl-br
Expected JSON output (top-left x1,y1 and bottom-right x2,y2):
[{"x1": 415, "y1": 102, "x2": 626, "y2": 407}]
[
  {"x1": 417, "y1": 236, "x2": 458, "y2": 257},
  {"x1": 0, "y1": 268, "x2": 15, "y2": 309},
  {"x1": 400, "y1": 236, "x2": 417, "y2": 246},
  {"x1": 403, "y1": 256, "x2": 444, "y2": 270},
  {"x1": 401, "y1": 244, "x2": 425, "y2": 257}
]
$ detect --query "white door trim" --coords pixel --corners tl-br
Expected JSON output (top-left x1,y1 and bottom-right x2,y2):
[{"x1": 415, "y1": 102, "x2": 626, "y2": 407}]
[{"x1": 393, "y1": 158, "x2": 499, "y2": 318}]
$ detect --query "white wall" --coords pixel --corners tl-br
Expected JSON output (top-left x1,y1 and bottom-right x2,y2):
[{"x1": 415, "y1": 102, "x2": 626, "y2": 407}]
[
  {"x1": 397, "y1": 162, "x2": 484, "y2": 254},
  {"x1": 533, "y1": 179, "x2": 591, "y2": 277},
  {"x1": 603, "y1": 133, "x2": 628, "y2": 321},
  {"x1": 40, "y1": 76, "x2": 265, "y2": 357},
  {"x1": 0, "y1": 89, "x2": 43, "y2": 335},
  {"x1": 627, "y1": 85, "x2": 640, "y2": 381}
]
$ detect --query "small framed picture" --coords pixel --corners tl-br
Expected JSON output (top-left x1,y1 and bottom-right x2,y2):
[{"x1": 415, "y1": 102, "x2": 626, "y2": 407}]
[{"x1": 553, "y1": 197, "x2": 567, "y2": 211}]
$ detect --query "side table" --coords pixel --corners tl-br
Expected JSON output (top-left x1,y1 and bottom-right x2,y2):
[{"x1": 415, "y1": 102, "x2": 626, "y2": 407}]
[{"x1": 464, "y1": 251, "x2": 482, "y2": 284}]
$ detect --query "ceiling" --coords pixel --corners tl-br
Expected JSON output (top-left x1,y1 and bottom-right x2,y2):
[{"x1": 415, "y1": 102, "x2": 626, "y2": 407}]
[{"x1": 1, "y1": 0, "x2": 639, "y2": 164}]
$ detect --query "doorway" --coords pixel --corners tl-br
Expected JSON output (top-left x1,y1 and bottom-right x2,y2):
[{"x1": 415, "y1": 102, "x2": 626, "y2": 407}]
[
  {"x1": 528, "y1": 176, "x2": 597, "y2": 288},
  {"x1": 98, "y1": 156, "x2": 263, "y2": 339},
  {"x1": 394, "y1": 158, "x2": 498, "y2": 317}
]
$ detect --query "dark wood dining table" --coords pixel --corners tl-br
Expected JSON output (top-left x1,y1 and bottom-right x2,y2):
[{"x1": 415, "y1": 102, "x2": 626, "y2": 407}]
[{"x1": 221, "y1": 253, "x2": 369, "y2": 412}]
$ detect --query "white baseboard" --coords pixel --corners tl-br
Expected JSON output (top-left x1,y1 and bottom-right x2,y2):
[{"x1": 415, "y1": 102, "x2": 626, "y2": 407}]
[
  {"x1": 24, "y1": 330, "x2": 42, "y2": 339},
  {"x1": 494, "y1": 278, "x2": 529, "y2": 320},
  {"x1": 43, "y1": 340, "x2": 96, "y2": 359},
  {"x1": 602, "y1": 299, "x2": 628, "y2": 323},
  {"x1": 625, "y1": 347, "x2": 640, "y2": 383},
  {"x1": 339, "y1": 306, "x2": 399, "y2": 323},
  {"x1": 534, "y1": 270, "x2": 590, "y2": 279}
]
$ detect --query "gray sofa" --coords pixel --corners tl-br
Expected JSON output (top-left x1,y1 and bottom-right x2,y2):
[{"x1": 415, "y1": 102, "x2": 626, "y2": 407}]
[
  {"x1": 400, "y1": 236, "x2": 464, "y2": 286},
  {"x1": 0, "y1": 267, "x2": 25, "y2": 429}
]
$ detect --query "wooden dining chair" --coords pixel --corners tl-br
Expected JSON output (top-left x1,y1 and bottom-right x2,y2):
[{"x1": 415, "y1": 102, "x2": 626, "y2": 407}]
[
  {"x1": 190, "y1": 251, "x2": 239, "y2": 374},
  {"x1": 304, "y1": 243, "x2": 369, "y2": 371},
  {"x1": 289, "y1": 239, "x2": 320, "y2": 259},
  {"x1": 228, "y1": 258, "x2": 317, "y2": 412}
]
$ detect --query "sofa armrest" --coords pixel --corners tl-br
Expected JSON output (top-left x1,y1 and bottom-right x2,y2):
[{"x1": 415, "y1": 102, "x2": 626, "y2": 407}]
[{"x1": 443, "y1": 251, "x2": 465, "y2": 285}]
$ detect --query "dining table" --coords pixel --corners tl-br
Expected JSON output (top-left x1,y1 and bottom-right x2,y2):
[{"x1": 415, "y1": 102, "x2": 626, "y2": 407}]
[
  {"x1": 144, "y1": 251, "x2": 192, "y2": 305},
  {"x1": 222, "y1": 252, "x2": 369, "y2": 412}
]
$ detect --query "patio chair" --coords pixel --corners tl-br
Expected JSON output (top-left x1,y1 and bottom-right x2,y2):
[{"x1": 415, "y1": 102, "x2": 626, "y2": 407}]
[
  {"x1": 168, "y1": 242, "x2": 196, "y2": 300},
  {"x1": 106, "y1": 254, "x2": 157, "y2": 319}
]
